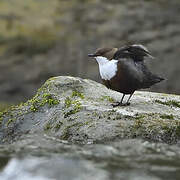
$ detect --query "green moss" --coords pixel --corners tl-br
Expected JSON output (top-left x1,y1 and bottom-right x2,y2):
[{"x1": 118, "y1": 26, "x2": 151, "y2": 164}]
[
  {"x1": 42, "y1": 93, "x2": 59, "y2": 106},
  {"x1": 73, "y1": 100, "x2": 82, "y2": 111},
  {"x1": 155, "y1": 100, "x2": 180, "y2": 108},
  {"x1": 61, "y1": 122, "x2": 84, "y2": 140},
  {"x1": 61, "y1": 127, "x2": 70, "y2": 140},
  {"x1": 160, "y1": 114, "x2": 174, "y2": 119},
  {"x1": 0, "y1": 84, "x2": 60, "y2": 127},
  {"x1": 6, "y1": 118, "x2": 15, "y2": 126},
  {"x1": 174, "y1": 122, "x2": 180, "y2": 136},
  {"x1": 29, "y1": 98, "x2": 39, "y2": 112},
  {"x1": 27, "y1": 92, "x2": 59, "y2": 112},
  {"x1": 63, "y1": 91, "x2": 84, "y2": 118},
  {"x1": 17, "y1": 111, "x2": 23, "y2": 116},
  {"x1": 130, "y1": 113, "x2": 180, "y2": 142},
  {"x1": 71, "y1": 90, "x2": 84, "y2": 99},
  {"x1": 100, "y1": 96, "x2": 115, "y2": 103},
  {"x1": 0, "y1": 77, "x2": 60, "y2": 128},
  {"x1": 0, "y1": 117, "x2": 3, "y2": 126},
  {"x1": 64, "y1": 100, "x2": 82, "y2": 118},
  {"x1": 65, "y1": 97, "x2": 72, "y2": 108},
  {"x1": 83, "y1": 120, "x2": 93, "y2": 126},
  {"x1": 133, "y1": 118, "x2": 144, "y2": 129},
  {"x1": 54, "y1": 121, "x2": 63, "y2": 130},
  {"x1": 44, "y1": 122, "x2": 52, "y2": 131},
  {"x1": 0, "y1": 106, "x2": 14, "y2": 126},
  {"x1": 135, "y1": 114, "x2": 145, "y2": 120},
  {"x1": 0, "y1": 112, "x2": 4, "y2": 119}
]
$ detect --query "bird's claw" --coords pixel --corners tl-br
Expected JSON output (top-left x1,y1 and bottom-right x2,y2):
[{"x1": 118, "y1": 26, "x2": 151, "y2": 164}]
[{"x1": 112, "y1": 102, "x2": 130, "y2": 107}]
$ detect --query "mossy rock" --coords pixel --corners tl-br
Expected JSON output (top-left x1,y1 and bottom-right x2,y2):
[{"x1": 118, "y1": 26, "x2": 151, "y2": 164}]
[{"x1": 0, "y1": 76, "x2": 180, "y2": 144}]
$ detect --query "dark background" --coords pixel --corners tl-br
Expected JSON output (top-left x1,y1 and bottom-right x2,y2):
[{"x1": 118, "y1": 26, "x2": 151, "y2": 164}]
[{"x1": 0, "y1": 0, "x2": 179, "y2": 104}]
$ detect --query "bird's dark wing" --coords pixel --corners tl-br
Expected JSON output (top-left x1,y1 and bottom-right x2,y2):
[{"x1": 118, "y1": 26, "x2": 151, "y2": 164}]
[
  {"x1": 113, "y1": 44, "x2": 154, "y2": 61},
  {"x1": 136, "y1": 62, "x2": 164, "y2": 88},
  {"x1": 116, "y1": 59, "x2": 164, "y2": 91},
  {"x1": 115, "y1": 58, "x2": 145, "y2": 91}
]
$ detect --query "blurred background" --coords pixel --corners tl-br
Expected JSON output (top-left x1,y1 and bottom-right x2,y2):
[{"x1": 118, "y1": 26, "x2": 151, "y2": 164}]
[{"x1": 0, "y1": 0, "x2": 179, "y2": 106}]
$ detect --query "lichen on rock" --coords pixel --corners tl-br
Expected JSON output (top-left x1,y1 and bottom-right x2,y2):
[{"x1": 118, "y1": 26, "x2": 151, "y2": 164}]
[{"x1": 0, "y1": 76, "x2": 180, "y2": 144}]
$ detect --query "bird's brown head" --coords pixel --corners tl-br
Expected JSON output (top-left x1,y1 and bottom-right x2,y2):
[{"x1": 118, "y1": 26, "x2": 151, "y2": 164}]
[{"x1": 88, "y1": 47, "x2": 118, "y2": 60}]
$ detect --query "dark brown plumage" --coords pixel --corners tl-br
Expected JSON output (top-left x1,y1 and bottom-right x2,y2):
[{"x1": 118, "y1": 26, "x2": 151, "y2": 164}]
[{"x1": 88, "y1": 44, "x2": 164, "y2": 106}]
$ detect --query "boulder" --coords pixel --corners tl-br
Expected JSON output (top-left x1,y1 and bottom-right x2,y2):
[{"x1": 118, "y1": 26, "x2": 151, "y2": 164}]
[{"x1": 0, "y1": 76, "x2": 180, "y2": 144}]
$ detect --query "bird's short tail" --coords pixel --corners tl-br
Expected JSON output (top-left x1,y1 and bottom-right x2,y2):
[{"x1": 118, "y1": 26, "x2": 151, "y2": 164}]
[
  {"x1": 143, "y1": 74, "x2": 165, "y2": 89},
  {"x1": 154, "y1": 76, "x2": 165, "y2": 83},
  {"x1": 150, "y1": 75, "x2": 165, "y2": 87}
]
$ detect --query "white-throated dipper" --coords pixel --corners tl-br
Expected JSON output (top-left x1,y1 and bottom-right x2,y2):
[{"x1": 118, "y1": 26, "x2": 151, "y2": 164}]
[{"x1": 88, "y1": 44, "x2": 164, "y2": 106}]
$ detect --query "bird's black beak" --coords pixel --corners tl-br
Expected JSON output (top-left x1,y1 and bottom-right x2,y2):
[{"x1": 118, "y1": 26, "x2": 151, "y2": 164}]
[{"x1": 88, "y1": 54, "x2": 96, "y2": 57}]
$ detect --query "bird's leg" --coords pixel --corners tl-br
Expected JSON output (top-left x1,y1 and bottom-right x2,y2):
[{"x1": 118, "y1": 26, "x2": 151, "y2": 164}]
[
  {"x1": 112, "y1": 93, "x2": 134, "y2": 107},
  {"x1": 125, "y1": 93, "x2": 134, "y2": 106},
  {"x1": 120, "y1": 94, "x2": 125, "y2": 104},
  {"x1": 112, "y1": 94, "x2": 125, "y2": 107}
]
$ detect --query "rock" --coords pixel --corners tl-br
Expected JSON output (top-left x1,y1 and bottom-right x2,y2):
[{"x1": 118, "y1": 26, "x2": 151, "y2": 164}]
[
  {"x1": 0, "y1": 76, "x2": 180, "y2": 144},
  {"x1": 0, "y1": 0, "x2": 180, "y2": 103},
  {"x1": 2, "y1": 136, "x2": 180, "y2": 180}
]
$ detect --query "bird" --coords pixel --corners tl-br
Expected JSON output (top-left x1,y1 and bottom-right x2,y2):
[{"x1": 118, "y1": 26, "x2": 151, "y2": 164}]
[{"x1": 88, "y1": 44, "x2": 164, "y2": 106}]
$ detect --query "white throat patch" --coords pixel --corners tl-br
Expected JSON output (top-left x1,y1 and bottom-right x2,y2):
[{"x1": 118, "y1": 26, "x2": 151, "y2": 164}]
[{"x1": 95, "y1": 56, "x2": 118, "y2": 80}]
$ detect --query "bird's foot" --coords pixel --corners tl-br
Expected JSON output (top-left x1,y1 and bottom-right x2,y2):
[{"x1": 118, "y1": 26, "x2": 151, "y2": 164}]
[
  {"x1": 112, "y1": 102, "x2": 122, "y2": 107},
  {"x1": 125, "y1": 102, "x2": 130, "y2": 106},
  {"x1": 112, "y1": 102, "x2": 130, "y2": 107}
]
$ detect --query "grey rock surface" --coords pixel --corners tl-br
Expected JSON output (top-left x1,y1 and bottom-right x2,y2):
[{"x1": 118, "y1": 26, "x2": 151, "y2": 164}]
[
  {"x1": 0, "y1": 76, "x2": 180, "y2": 144},
  {"x1": 1, "y1": 135, "x2": 180, "y2": 180}
]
